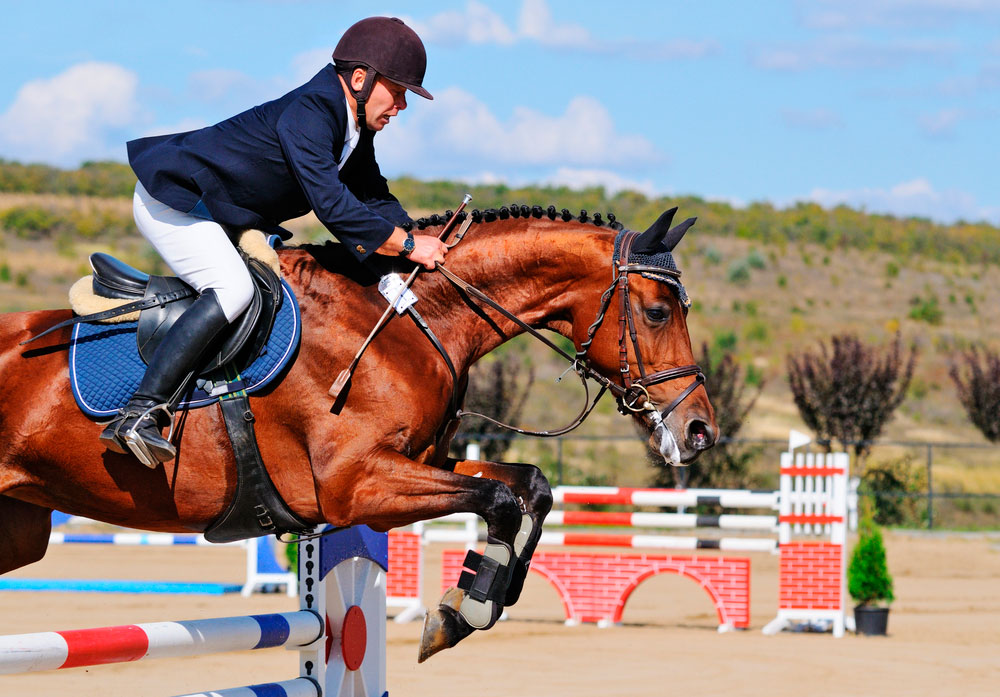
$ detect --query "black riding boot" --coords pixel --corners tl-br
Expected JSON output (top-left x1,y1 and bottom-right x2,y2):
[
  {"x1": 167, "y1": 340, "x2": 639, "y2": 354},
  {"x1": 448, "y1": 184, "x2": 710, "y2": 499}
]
[{"x1": 100, "y1": 289, "x2": 230, "y2": 467}]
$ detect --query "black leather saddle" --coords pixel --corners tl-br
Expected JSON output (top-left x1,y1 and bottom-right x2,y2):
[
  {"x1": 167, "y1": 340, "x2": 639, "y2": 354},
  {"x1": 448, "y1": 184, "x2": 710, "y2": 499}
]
[{"x1": 89, "y1": 252, "x2": 283, "y2": 375}]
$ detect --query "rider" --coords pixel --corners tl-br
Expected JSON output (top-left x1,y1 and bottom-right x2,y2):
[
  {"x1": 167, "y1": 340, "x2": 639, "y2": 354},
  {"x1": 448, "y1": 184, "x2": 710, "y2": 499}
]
[{"x1": 100, "y1": 16, "x2": 448, "y2": 466}]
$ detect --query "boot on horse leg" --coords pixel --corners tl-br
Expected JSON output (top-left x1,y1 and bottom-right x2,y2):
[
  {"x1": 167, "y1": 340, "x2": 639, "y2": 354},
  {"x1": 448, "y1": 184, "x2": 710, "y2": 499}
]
[
  {"x1": 419, "y1": 479, "x2": 523, "y2": 662},
  {"x1": 447, "y1": 458, "x2": 553, "y2": 607},
  {"x1": 99, "y1": 289, "x2": 229, "y2": 466}
]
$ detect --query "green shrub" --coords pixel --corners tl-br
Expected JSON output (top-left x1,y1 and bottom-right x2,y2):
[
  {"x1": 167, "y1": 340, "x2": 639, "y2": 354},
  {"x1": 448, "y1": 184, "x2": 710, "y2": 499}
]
[
  {"x1": 908, "y1": 295, "x2": 943, "y2": 325},
  {"x1": 726, "y1": 259, "x2": 751, "y2": 284},
  {"x1": 713, "y1": 329, "x2": 738, "y2": 352},
  {"x1": 1, "y1": 206, "x2": 59, "y2": 235},
  {"x1": 746, "y1": 249, "x2": 766, "y2": 269},
  {"x1": 859, "y1": 456, "x2": 926, "y2": 526},
  {"x1": 848, "y1": 503, "x2": 894, "y2": 607},
  {"x1": 744, "y1": 320, "x2": 769, "y2": 343}
]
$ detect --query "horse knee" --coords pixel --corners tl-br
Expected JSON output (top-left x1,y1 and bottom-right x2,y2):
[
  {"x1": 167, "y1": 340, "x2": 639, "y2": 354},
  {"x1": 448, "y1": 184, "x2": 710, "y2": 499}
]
[
  {"x1": 479, "y1": 479, "x2": 521, "y2": 539},
  {"x1": 522, "y1": 465, "x2": 552, "y2": 518}
]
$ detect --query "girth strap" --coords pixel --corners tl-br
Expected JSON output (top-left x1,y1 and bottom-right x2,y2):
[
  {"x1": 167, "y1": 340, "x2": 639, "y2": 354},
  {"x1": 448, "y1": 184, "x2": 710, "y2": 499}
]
[{"x1": 204, "y1": 392, "x2": 313, "y2": 543}]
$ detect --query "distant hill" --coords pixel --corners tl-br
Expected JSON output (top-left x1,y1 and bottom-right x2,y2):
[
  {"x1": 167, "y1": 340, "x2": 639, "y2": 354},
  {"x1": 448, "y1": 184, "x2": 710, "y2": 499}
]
[
  {"x1": 2, "y1": 159, "x2": 999, "y2": 263},
  {"x1": 3, "y1": 159, "x2": 999, "y2": 493}
]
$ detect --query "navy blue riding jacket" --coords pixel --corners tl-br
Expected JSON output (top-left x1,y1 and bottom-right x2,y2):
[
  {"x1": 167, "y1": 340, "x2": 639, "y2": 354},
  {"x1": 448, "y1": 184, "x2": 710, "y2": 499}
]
[{"x1": 127, "y1": 64, "x2": 409, "y2": 262}]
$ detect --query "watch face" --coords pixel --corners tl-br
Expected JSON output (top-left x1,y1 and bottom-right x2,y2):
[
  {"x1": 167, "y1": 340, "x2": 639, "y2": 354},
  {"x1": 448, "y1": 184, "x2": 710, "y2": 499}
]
[{"x1": 403, "y1": 234, "x2": 415, "y2": 254}]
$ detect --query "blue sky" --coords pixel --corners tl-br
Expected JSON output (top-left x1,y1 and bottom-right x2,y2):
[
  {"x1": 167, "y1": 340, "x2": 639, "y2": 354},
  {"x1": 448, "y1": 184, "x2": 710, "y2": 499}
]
[{"x1": 1, "y1": 0, "x2": 998, "y2": 224}]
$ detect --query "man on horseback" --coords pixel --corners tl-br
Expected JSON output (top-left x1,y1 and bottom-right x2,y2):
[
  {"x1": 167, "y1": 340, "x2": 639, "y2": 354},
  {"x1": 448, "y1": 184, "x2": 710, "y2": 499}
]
[{"x1": 99, "y1": 16, "x2": 448, "y2": 466}]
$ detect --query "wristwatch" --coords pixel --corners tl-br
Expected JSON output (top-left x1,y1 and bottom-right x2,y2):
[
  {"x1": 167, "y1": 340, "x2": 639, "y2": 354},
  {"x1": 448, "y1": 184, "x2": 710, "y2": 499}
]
[{"x1": 400, "y1": 231, "x2": 415, "y2": 257}]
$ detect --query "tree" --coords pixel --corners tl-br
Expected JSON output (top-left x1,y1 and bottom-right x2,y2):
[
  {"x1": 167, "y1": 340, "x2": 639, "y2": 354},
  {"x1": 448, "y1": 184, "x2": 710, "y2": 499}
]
[
  {"x1": 949, "y1": 345, "x2": 1000, "y2": 442},
  {"x1": 651, "y1": 342, "x2": 764, "y2": 489},
  {"x1": 450, "y1": 351, "x2": 535, "y2": 463},
  {"x1": 786, "y1": 333, "x2": 917, "y2": 459}
]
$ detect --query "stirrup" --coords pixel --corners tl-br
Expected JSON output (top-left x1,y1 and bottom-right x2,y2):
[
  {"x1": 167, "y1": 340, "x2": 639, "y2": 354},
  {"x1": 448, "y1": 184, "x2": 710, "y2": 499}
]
[{"x1": 123, "y1": 403, "x2": 176, "y2": 468}]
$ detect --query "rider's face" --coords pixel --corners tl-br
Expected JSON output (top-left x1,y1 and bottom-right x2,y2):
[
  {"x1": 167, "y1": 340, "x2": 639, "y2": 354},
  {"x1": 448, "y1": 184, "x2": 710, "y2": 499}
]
[{"x1": 351, "y1": 71, "x2": 407, "y2": 131}]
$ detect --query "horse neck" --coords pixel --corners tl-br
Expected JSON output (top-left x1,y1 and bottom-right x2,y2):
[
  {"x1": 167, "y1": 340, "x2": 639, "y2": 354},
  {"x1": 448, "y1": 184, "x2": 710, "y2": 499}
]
[{"x1": 421, "y1": 219, "x2": 615, "y2": 367}]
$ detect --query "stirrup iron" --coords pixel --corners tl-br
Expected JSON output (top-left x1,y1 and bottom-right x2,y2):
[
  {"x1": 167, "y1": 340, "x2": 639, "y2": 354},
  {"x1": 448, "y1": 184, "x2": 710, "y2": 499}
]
[{"x1": 122, "y1": 402, "x2": 176, "y2": 468}]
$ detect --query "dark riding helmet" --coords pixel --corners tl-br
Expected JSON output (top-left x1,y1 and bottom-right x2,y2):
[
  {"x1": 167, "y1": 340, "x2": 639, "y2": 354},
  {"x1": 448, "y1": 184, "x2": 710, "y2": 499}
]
[{"x1": 333, "y1": 17, "x2": 432, "y2": 130}]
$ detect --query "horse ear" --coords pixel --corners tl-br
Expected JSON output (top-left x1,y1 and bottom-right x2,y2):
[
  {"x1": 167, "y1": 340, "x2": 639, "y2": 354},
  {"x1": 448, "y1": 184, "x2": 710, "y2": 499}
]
[
  {"x1": 632, "y1": 207, "x2": 678, "y2": 254},
  {"x1": 662, "y1": 217, "x2": 697, "y2": 252}
]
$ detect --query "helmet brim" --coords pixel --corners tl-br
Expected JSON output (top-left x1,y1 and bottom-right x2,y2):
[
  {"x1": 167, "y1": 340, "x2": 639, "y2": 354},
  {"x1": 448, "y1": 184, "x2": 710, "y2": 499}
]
[{"x1": 398, "y1": 80, "x2": 433, "y2": 100}]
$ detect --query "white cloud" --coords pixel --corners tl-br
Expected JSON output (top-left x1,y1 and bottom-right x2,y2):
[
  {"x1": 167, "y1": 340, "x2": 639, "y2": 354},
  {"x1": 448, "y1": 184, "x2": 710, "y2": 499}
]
[
  {"x1": 433, "y1": 167, "x2": 660, "y2": 198},
  {"x1": 0, "y1": 62, "x2": 142, "y2": 165},
  {"x1": 187, "y1": 69, "x2": 290, "y2": 107},
  {"x1": 291, "y1": 49, "x2": 334, "y2": 84},
  {"x1": 410, "y1": 0, "x2": 717, "y2": 60},
  {"x1": 918, "y1": 108, "x2": 966, "y2": 136},
  {"x1": 378, "y1": 86, "x2": 661, "y2": 171},
  {"x1": 752, "y1": 35, "x2": 957, "y2": 71},
  {"x1": 798, "y1": 0, "x2": 1000, "y2": 30},
  {"x1": 542, "y1": 167, "x2": 659, "y2": 196},
  {"x1": 781, "y1": 107, "x2": 844, "y2": 129},
  {"x1": 807, "y1": 178, "x2": 1000, "y2": 224},
  {"x1": 140, "y1": 117, "x2": 208, "y2": 138},
  {"x1": 518, "y1": 0, "x2": 591, "y2": 49},
  {"x1": 406, "y1": 1, "x2": 516, "y2": 46}
]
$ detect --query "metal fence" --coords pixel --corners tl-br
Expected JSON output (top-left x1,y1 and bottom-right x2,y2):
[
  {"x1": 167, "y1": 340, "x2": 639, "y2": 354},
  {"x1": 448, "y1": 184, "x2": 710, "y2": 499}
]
[{"x1": 457, "y1": 433, "x2": 1000, "y2": 530}]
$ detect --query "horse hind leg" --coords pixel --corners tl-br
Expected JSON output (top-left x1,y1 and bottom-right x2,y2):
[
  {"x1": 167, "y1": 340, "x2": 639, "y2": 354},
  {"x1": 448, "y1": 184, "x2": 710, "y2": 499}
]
[{"x1": 0, "y1": 496, "x2": 53, "y2": 574}]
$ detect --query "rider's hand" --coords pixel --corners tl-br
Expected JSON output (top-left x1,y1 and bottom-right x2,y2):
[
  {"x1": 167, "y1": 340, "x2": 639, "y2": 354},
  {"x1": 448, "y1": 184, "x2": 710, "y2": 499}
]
[
  {"x1": 407, "y1": 235, "x2": 448, "y2": 270},
  {"x1": 378, "y1": 228, "x2": 448, "y2": 270}
]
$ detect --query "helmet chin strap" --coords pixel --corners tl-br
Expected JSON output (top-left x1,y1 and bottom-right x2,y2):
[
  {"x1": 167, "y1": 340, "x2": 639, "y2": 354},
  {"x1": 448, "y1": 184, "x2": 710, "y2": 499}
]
[{"x1": 346, "y1": 66, "x2": 377, "y2": 132}]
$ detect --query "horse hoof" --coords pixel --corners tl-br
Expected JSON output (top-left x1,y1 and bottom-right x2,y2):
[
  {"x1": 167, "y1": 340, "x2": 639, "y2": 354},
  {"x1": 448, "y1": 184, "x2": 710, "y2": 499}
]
[{"x1": 417, "y1": 587, "x2": 474, "y2": 663}]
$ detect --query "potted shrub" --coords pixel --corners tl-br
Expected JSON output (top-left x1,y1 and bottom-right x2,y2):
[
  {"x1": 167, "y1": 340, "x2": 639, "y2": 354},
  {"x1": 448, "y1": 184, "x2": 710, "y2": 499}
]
[{"x1": 847, "y1": 501, "x2": 894, "y2": 635}]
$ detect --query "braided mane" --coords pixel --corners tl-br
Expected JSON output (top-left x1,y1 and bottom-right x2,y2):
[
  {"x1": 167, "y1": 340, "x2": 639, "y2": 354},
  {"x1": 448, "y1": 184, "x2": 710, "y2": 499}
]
[{"x1": 401, "y1": 204, "x2": 626, "y2": 232}]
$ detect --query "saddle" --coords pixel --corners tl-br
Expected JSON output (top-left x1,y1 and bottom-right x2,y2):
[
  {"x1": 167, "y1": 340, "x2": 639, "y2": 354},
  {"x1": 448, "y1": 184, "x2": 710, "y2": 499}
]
[{"x1": 88, "y1": 250, "x2": 282, "y2": 376}]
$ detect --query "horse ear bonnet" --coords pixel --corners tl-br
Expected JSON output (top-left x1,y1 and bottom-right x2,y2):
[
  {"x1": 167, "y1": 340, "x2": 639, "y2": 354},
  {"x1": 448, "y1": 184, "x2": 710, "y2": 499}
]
[{"x1": 613, "y1": 207, "x2": 695, "y2": 309}]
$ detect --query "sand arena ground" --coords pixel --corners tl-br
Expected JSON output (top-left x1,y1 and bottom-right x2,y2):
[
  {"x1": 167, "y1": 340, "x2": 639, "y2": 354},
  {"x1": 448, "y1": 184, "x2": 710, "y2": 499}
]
[{"x1": 1, "y1": 531, "x2": 998, "y2": 697}]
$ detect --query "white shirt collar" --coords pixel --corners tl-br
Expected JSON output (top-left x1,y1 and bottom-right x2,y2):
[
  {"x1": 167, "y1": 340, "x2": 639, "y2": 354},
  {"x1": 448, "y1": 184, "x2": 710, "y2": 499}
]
[{"x1": 339, "y1": 95, "x2": 361, "y2": 171}]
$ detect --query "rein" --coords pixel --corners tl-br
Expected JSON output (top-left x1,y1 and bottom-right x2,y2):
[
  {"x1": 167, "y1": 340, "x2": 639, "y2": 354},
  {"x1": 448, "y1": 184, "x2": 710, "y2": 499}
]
[{"x1": 431, "y1": 227, "x2": 706, "y2": 437}]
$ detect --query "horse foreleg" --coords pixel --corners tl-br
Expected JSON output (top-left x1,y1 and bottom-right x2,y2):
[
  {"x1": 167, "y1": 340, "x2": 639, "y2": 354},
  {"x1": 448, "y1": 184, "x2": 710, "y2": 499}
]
[
  {"x1": 446, "y1": 458, "x2": 552, "y2": 606},
  {"x1": 0, "y1": 496, "x2": 53, "y2": 574},
  {"x1": 319, "y1": 450, "x2": 524, "y2": 661}
]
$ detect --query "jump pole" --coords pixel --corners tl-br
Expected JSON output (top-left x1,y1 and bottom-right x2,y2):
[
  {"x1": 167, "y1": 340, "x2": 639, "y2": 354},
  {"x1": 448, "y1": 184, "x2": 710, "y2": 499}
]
[{"x1": 0, "y1": 525, "x2": 389, "y2": 697}]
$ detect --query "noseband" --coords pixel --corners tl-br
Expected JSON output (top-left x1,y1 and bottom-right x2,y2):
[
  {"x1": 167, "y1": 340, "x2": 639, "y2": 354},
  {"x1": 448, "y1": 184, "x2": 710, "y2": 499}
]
[{"x1": 433, "y1": 226, "x2": 706, "y2": 437}]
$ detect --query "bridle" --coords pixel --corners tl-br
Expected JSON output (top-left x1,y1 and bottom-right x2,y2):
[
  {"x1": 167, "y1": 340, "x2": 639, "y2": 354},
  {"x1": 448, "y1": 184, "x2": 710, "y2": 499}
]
[{"x1": 431, "y1": 224, "x2": 706, "y2": 437}]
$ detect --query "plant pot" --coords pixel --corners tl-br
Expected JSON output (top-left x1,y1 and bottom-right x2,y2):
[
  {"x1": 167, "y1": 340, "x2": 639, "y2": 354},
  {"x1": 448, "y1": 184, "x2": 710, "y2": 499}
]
[{"x1": 854, "y1": 605, "x2": 889, "y2": 635}]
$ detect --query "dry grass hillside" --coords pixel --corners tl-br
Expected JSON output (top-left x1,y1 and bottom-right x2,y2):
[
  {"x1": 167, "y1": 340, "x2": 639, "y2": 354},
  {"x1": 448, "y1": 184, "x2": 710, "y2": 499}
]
[{"x1": 3, "y1": 193, "x2": 1000, "y2": 495}]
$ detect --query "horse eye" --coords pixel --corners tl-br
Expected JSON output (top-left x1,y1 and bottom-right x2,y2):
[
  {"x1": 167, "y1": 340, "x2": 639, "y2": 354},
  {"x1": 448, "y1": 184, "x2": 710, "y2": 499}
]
[{"x1": 645, "y1": 307, "x2": 668, "y2": 322}]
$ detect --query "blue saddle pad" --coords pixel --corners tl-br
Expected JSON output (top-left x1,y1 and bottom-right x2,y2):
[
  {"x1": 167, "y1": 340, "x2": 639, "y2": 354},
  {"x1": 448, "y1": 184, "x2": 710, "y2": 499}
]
[{"x1": 69, "y1": 280, "x2": 301, "y2": 418}]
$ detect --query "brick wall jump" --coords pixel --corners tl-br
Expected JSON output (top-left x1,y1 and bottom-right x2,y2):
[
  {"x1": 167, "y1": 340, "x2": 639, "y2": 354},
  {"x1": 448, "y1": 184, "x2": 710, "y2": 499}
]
[{"x1": 441, "y1": 549, "x2": 750, "y2": 629}]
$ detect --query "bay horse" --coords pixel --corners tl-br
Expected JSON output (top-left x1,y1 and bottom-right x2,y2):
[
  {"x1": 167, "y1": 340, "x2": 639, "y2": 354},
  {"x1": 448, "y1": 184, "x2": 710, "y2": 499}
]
[{"x1": 0, "y1": 204, "x2": 716, "y2": 660}]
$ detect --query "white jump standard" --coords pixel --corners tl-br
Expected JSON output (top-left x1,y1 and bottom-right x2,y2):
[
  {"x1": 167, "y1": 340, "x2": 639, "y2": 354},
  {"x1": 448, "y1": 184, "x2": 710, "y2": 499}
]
[{"x1": 0, "y1": 525, "x2": 389, "y2": 697}]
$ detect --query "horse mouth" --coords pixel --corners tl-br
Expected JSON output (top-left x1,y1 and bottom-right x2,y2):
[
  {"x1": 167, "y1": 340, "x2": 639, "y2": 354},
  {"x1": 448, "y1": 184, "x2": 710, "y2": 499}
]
[
  {"x1": 636, "y1": 409, "x2": 713, "y2": 467},
  {"x1": 638, "y1": 409, "x2": 683, "y2": 467}
]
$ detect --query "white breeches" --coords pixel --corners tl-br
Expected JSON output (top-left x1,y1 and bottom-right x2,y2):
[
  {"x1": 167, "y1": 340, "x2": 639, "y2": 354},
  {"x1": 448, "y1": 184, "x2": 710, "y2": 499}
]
[{"x1": 133, "y1": 182, "x2": 254, "y2": 323}]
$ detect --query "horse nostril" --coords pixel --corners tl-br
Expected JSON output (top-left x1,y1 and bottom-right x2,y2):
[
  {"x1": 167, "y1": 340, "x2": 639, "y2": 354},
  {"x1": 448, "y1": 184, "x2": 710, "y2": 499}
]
[{"x1": 686, "y1": 419, "x2": 714, "y2": 450}]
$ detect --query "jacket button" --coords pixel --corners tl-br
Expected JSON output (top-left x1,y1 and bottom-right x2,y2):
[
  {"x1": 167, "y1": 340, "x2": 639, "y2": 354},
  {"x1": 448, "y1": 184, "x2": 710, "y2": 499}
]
[{"x1": 356, "y1": 245, "x2": 366, "y2": 254}]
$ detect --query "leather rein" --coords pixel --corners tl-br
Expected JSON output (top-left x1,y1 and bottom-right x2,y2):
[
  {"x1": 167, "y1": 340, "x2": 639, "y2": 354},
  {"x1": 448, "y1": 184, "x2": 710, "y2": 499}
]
[{"x1": 427, "y1": 224, "x2": 706, "y2": 437}]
